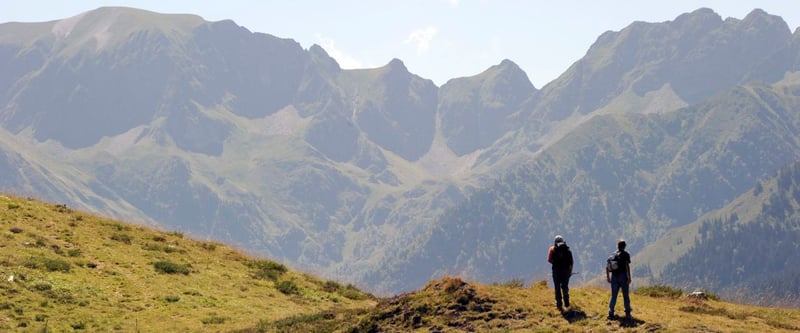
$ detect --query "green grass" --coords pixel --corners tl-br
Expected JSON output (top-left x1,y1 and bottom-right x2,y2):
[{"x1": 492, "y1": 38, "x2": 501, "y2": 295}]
[
  {"x1": 0, "y1": 194, "x2": 375, "y2": 331},
  {"x1": 2, "y1": 194, "x2": 799, "y2": 332}
]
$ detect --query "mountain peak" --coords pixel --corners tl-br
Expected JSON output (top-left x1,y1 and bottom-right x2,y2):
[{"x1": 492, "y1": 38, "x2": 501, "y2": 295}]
[
  {"x1": 671, "y1": 7, "x2": 723, "y2": 30},
  {"x1": 387, "y1": 58, "x2": 408, "y2": 72},
  {"x1": 740, "y1": 8, "x2": 790, "y2": 32},
  {"x1": 51, "y1": 6, "x2": 205, "y2": 50}
]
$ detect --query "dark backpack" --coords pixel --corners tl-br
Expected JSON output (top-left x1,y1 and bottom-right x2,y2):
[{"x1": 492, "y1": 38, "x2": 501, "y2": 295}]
[
  {"x1": 606, "y1": 251, "x2": 621, "y2": 272},
  {"x1": 552, "y1": 244, "x2": 570, "y2": 267}
]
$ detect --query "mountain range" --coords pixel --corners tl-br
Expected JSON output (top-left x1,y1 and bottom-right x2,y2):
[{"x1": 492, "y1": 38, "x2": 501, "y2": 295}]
[{"x1": 2, "y1": 6, "x2": 799, "y2": 305}]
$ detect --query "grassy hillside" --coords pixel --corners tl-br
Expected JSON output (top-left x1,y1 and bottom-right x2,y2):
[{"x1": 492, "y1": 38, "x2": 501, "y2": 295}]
[
  {"x1": 2, "y1": 194, "x2": 799, "y2": 332},
  {"x1": 272, "y1": 276, "x2": 800, "y2": 332},
  {"x1": 0, "y1": 194, "x2": 374, "y2": 332}
]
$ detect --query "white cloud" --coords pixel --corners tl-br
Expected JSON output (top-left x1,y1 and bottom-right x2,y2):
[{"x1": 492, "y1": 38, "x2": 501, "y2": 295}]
[
  {"x1": 447, "y1": 0, "x2": 460, "y2": 7},
  {"x1": 315, "y1": 35, "x2": 363, "y2": 69},
  {"x1": 405, "y1": 27, "x2": 439, "y2": 55}
]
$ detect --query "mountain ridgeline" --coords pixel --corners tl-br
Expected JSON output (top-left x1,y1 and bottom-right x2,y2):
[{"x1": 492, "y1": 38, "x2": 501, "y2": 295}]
[{"x1": 2, "y1": 6, "x2": 800, "y2": 305}]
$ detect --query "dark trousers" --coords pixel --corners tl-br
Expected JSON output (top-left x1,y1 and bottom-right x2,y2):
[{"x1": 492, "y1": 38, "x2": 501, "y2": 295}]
[
  {"x1": 609, "y1": 275, "x2": 631, "y2": 316},
  {"x1": 552, "y1": 270, "x2": 570, "y2": 307}
]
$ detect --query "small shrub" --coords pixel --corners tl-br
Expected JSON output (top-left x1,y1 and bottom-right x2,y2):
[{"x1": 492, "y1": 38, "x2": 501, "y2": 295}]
[
  {"x1": 32, "y1": 283, "x2": 53, "y2": 291},
  {"x1": 200, "y1": 242, "x2": 217, "y2": 251},
  {"x1": 153, "y1": 261, "x2": 190, "y2": 275},
  {"x1": 323, "y1": 280, "x2": 342, "y2": 293},
  {"x1": 634, "y1": 284, "x2": 683, "y2": 298},
  {"x1": 54, "y1": 204, "x2": 71, "y2": 213},
  {"x1": 110, "y1": 234, "x2": 132, "y2": 245},
  {"x1": 24, "y1": 257, "x2": 71, "y2": 272},
  {"x1": 67, "y1": 248, "x2": 82, "y2": 257},
  {"x1": 43, "y1": 258, "x2": 71, "y2": 272},
  {"x1": 276, "y1": 280, "x2": 301, "y2": 295},
  {"x1": 165, "y1": 295, "x2": 180, "y2": 303},
  {"x1": 9, "y1": 227, "x2": 22, "y2": 234},
  {"x1": 7, "y1": 203, "x2": 21, "y2": 209},
  {"x1": 34, "y1": 314, "x2": 47, "y2": 322},
  {"x1": 339, "y1": 284, "x2": 369, "y2": 300},
  {"x1": 169, "y1": 231, "x2": 184, "y2": 238},
  {"x1": 153, "y1": 235, "x2": 167, "y2": 242},
  {"x1": 273, "y1": 312, "x2": 333, "y2": 329},
  {"x1": 249, "y1": 259, "x2": 287, "y2": 281},
  {"x1": 494, "y1": 278, "x2": 525, "y2": 289},
  {"x1": 71, "y1": 321, "x2": 86, "y2": 330}
]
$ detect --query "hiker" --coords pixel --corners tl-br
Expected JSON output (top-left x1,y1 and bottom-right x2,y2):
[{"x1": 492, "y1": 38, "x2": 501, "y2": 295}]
[
  {"x1": 606, "y1": 239, "x2": 632, "y2": 319},
  {"x1": 547, "y1": 235, "x2": 573, "y2": 311}
]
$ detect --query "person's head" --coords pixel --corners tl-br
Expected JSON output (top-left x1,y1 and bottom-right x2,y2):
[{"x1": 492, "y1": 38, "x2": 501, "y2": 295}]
[
  {"x1": 554, "y1": 235, "x2": 564, "y2": 246},
  {"x1": 617, "y1": 239, "x2": 626, "y2": 251}
]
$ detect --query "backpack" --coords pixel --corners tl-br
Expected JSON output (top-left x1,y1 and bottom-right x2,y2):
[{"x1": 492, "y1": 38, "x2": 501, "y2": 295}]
[
  {"x1": 552, "y1": 244, "x2": 570, "y2": 267},
  {"x1": 606, "y1": 251, "x2": 621, "y2": 272}
]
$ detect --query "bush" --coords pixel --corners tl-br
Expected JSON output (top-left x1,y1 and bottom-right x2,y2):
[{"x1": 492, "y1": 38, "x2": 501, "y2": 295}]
[
  {"x1": 322, "y1": 280, "x2": 342, "y2": 293},
  {"x1": 249, "y1": 259, "x2": 287, "y2": 281},
  {"x1": 634, "y1": 284, "x2": 683, "y2": 298},
  {"x1": 165, "y1": 295, "x2": 181, "y2": 303},
  {"x1": 339, "y1": 284, "x2": 369, "y2": 300},
  {"x1": 494, "y1": 278, "x2": 525, "y2": 289},
  {"x1": 24, "y1": 257, "x2": 71, "y2": 273},
  {"x1": 32, "y1": 283, "x2": 52, "y2": 291},
  {"x1": 110, "y1": 234, "x2": 132, "y2": 245},
  {"x1": 276, "y1": 280, "x2": 301, "y2": 295},
  {"x1": 153, "y1": 261, "x2": 191, "y2": 275}
]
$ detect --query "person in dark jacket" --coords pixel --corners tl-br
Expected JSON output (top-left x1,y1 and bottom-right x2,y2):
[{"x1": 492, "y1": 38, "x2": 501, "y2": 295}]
[
  {"x1": 547, "y1": 235, "x2": 573, "y2": 311},
  {"x1": 606, "y1": 239, "x2": 632, "y2": 319}
]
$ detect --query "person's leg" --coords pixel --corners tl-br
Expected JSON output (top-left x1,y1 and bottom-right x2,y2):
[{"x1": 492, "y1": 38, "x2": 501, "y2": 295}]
[
  {"x1": 553, "y1": 273, "x2": 563, "y2": 308},
  {"x1": 609, "y1": 278, "x2": 619, "y2": 318},
  {"x1": 621, "y1": 280, "x2": 631, "y2": 317},
  {"x1": 562, "y1": 276, "x2": 570, "y2": 307}
]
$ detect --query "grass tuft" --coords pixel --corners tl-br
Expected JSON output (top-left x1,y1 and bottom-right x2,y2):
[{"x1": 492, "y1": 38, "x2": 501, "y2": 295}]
[{"x1": 153, "y1": 261, "x2": 191, "y2": 275}]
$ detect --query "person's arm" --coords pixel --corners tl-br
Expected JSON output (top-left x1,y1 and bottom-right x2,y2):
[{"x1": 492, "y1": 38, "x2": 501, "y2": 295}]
[
  {"x1": 626, "y1": 262, "x2": 632, "y2": 285},
  {"x1": 547, "y1": 246, "x2": 554, "y2": 264},
  {"x1": 606, "y1": 265, "x2": 611, "y2": 283}
]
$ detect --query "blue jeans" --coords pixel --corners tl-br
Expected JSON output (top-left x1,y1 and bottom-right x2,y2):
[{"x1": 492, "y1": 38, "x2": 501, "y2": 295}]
[
  {"x1": 609, "y1": 275, "x2": 631, "y2": 316},
  {"x1": 553, "y1": 270, "x2": 570, "y2": 307}
]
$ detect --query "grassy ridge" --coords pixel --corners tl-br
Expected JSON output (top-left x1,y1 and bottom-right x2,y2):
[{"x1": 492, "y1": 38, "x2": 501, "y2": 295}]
[
  {"x1": 2, "y1": 194, "x2": 799, "y2": 332},
  {"x1": 0, "y1": 194, "x2": 374, "y2": 331}
]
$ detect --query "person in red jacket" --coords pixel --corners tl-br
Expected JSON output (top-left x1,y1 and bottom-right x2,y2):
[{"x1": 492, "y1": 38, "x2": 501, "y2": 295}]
[{"x1": 547, "y1": 235, "x2": 573, "y2": 311}]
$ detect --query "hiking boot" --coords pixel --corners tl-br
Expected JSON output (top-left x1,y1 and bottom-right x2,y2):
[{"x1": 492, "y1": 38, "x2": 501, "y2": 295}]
[
  {"x1": 564, "y1": 300, "x2": 570, "y2": 308},
  {"x1": 607, "y1": 313, "x2": 615, "y2": 320}
]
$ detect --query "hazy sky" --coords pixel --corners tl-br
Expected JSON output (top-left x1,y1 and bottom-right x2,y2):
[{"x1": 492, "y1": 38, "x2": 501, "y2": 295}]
[{"x1": 2, "y1": 1, "x2": 799, "y2": 88}]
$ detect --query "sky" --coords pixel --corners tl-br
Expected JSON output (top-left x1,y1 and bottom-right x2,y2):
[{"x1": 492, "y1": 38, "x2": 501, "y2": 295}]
[{"x1": 2, "y1": 1, "x2": 800, "y2": 88}]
